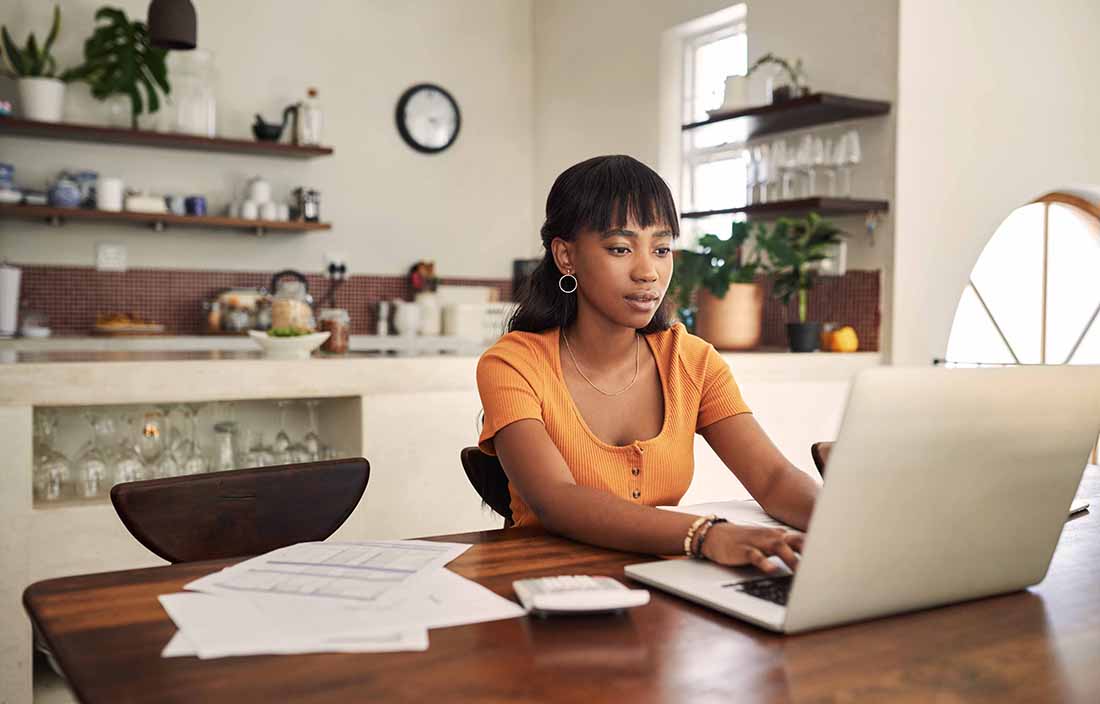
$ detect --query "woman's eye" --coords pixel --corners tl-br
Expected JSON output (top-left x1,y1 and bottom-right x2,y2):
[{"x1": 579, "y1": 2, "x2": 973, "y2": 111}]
[
  {"x1": 608, "y1": 247, "x2": 630, "y2": 255},
  {"x1": 656, "y1": 247, "x2": 671, "y2": 256}
]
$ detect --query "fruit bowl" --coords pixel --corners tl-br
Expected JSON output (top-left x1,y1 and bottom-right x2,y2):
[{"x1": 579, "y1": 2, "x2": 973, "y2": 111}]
[{"x1": 248, "y1": 330, "x2": 330, "y2": 359}]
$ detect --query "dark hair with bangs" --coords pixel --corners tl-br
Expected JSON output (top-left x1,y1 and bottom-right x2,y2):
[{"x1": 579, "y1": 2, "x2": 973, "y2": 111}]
[{"x1": 508, "y1": 155, "x2": 680, "y2": 334}]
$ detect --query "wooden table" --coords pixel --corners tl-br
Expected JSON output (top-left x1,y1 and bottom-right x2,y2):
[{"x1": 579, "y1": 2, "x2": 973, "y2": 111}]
[{"x1": 25, "y1": 467, "x2": 1099, "y2": 703}]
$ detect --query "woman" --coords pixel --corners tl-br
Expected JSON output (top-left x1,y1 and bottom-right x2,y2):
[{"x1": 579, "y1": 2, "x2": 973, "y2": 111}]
[{"x1": 476, "y1": 155, "x2": 817, "y2": 573}]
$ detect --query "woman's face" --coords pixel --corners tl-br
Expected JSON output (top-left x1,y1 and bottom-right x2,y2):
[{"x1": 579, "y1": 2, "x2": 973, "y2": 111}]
[{"x1": 553, "y1": 216, "x2": 674, "y2": 329}]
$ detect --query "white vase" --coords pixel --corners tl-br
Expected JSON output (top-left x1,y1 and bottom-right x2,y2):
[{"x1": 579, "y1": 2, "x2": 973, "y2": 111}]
[
  {"x1": 18, "y1": 77, "x2": 65, "y2": 123},
  {"x1": 416, "y1": 292, "x2": 442, "y2": 336}
]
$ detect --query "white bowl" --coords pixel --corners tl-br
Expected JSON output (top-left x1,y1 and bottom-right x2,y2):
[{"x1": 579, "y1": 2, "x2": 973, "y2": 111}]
[{"x1": 248, "y1": 330, "x2": 330, "y2": 359}]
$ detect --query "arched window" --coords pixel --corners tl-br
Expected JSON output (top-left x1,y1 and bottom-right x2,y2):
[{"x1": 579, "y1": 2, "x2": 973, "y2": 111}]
[
  {"x1": 946, "y1": 190, "x2": 1100, "y2": 366},
  {"x1": 945, "y1": 189, "x2": 1100, "y2": 462}
]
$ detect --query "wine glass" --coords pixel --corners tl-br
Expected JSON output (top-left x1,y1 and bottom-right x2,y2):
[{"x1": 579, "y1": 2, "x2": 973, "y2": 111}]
[
  {"x1": 241, "y1": 429, "x2": 275, "y2": 468},
  {"x1": 32, "y1": 409, "x2": 71, "y2": 502},
  {"x1": 273, "y1": 400, "x2": 293, "y2": 456},
  {"x1": 753, "y1": 144, "x2": 770, "y2": 203},
  {"x1": 74, "y1": 410, "x2": 111, "y2": 498},
  {"x1": 843, "y1": 130, "x2": 862, "y2": 197},
  {"x1": 179, "y1": 404, "x2": 209, "y2": 475},
  {"x1": 796, "y1": 135, "x2": 814, "y2": 197},
  {"x1": 113, "y1": 413, "x2": 147, "y2": 485},
  {"x1": 303, "y1": 400, "x2": 323, "y2": 461},
  {"x1": 771, "y1": 140, "x2": 788, "y2": 201},
  {"x1": 169, "y1": 404, "x2": 194, "y2": 466},
  {"x1": 831, "y1": 136, "x2": 849, "y2": 197},
  {"x1": 810, "y1": 136, "x2": 826, "y2": 196},
  {"x1": 744, "y1": 148, "x2": 758, "y2": 205}
]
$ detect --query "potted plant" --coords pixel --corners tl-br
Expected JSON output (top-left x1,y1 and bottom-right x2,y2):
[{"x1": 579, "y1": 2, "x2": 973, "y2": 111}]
[
  {"x1": 62, "y1": 7, "x2": 170, "y2": 130},
  {"x1": 670, "y1": 220, "x2": 765, "y2": 350},
  {"x1": 747, "y1": 52, "x2": 809, "y2": 103},
  {"x1": 1, "y1": 5, "x2": 72, "y2": 122},
  {"x1": 756, "y1": 213, "x2": 843, "y2": 352}
]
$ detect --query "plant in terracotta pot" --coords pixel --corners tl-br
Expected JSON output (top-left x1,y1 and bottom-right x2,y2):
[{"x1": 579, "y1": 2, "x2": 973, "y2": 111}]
[
  {"x1": 670, "y1": 220, "x2": 765, "y2": 349},
  {"x1": 756, "y1": 212, "x2": 843, "y2": 352},
  {"x1": 1, "y1": 5, "x2": 74, "y2": 123}
]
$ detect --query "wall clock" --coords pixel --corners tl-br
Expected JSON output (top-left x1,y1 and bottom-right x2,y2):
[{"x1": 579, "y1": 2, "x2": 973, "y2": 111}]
[{"x1": 395, "y1": 83, "x2": 461, "y2": 154}]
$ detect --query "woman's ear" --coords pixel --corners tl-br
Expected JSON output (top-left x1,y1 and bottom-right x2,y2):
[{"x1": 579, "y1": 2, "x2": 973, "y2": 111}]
[{"x1": 550, "y1": 238, "x2": 574, "y2": 275}]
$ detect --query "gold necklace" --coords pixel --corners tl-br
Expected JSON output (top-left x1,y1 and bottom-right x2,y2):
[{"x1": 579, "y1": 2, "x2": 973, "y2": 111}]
[{"x1": 563, "y1": 330, "x2": 640, "y2": 397}]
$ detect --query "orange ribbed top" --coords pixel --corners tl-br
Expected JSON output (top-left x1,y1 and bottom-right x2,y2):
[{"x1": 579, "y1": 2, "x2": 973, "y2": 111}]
[{"x1": 476, "y1": 322, "x2": 752, "y2": 527}]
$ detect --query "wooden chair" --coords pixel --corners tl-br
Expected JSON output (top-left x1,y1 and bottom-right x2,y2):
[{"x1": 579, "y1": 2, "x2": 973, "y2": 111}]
[
  {"x1": 811, "y1": 441, "x2": 833, "y2": 478},
  {"x1": 110, "y1": 458, "x2": 370, "y2": 563},
  {"x1": 460, "y1": 447, "x2": 513, "y2": 528}
]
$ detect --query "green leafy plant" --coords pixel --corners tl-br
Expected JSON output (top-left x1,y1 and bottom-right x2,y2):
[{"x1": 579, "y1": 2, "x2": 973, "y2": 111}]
[
  {"x1": 1, "y1": 5, "x2": 68, "y2": 79},
  {"x1": 755, "y1": 213, "x2": 843, "y2": 323},
  {"x1": 670, "y1": 220, "x2": 765, "y2": 332},
  {"x1": 61, "y1": 7, "x2": 170, "y2": 129}
]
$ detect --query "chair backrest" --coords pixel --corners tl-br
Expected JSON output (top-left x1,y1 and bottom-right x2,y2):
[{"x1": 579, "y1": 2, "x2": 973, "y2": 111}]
[
  {"x1": 811, "y1": 441, "x2": 833, "y2": 478},
  {"x1": 110, "y1": 458, "x2": 370, "y2": 563},
  {"x1": 460, "y1": 446, "x2": 513, "y2": 528}
]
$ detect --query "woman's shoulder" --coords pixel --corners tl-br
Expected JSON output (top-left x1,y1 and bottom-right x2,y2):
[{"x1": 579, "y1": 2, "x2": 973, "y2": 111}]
[
  {"x1": 648, "y1": 322, "x2": 722, "y2": 387},
  {"x1": 477, "y1": 328, "x2": 558, "y2": 383},
  {"x1": 647, "y1": 321, "x2": 713, "y2": 361}
]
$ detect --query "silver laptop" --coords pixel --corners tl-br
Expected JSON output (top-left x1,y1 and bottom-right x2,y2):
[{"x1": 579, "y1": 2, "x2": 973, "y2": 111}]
[{"x1": 625, "y1": 365, "x2": 1100, "y2": 634}]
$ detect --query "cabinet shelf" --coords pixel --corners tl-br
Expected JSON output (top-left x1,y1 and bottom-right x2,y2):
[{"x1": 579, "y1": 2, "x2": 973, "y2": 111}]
[
  {"x1": 682, "y1": 92, "x2": 891, "y2": 141},
  {"x1": 0, "y1": 116, "x2": 333, "y2": 159},
  {"x1": 681, "y1": 197, "x2": 889, "y2": 220},
  {"x1": 0, "y1": 204, "x2": 330, "y2": 236}
]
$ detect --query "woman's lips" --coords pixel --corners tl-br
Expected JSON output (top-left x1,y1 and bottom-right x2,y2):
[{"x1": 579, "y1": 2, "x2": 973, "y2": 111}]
[{"x1": 625, "y1": 294, "x2": 659, "y2": 312}]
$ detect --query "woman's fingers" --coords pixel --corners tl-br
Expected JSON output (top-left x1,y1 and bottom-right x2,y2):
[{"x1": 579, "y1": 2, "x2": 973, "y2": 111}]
[
  {"x1": 744, "y1": 547, "x2": 777, "y2": 574},
  {"x1": 748, "y1": 528, "x2": 803, "y2": 571}
]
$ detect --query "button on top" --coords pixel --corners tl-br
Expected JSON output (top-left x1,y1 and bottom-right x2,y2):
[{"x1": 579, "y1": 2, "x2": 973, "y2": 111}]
[
  {"x1": 631, "y1": 467, "x2": 640, "y2": 477},
  {"x1": 631, "y1": 489, "x2": 641, "y2": 499}
]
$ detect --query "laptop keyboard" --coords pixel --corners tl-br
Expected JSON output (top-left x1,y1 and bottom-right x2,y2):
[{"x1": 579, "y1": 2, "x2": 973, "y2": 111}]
[{"x1": 727, "y1": 576, "x2": 792, "y2": 606}]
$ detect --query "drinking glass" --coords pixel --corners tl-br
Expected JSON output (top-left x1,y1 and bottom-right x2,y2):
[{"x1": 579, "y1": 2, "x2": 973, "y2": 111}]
[
  {"x1": 810, "y1": 136, "x2": 826, "y2": 196},
  {"x1": 74, "y1": 410, "x2": 111, "y2": 498},
  {"x1": 273, "y1": 400, "x2": 293, "y2": 456},
  {"x1": 211, "y1": 421, "x2": 241, "y2": 472},
  {"x1": 303, "y1": 400, "x2": 323, "y2": 461},
  {"x1": 771, "y1": 140, "x2": 788, "y2": 201},
  {"x1": 113, "y1": 413, "x2": 147, "y2": 485},
  {"x1": 241, "y1": 429, "x2": 275, "y2": 468},
  {"x1": 842, "y1": 130, "x2": 862, "y2": 197},
  {"x1": 33, "y1": 409, "x2": 71, "y2": 502},
  {"x1": 831, "y1": 136, "x2": 849, "y2": 197},
  {"x1": 796, "y1": 135, "x2": 814, "y2": 197},
  {"x1": 744, "y1": 148, "x2": 758, "y2": 205},
  {"x1": 179, "y1": 404, "x2": 209, "y2": 474},
  {"x1": 753, "y1": 144, "x2": 770, "y2": 203}
]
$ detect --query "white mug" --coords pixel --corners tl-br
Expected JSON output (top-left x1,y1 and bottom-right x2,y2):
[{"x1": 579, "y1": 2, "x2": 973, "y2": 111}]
[
  {"x1": 259, "y1": 201, "x2": 278, "y2": 221},
  {"x1": 276, "y1": 203, "x2": 290, "y2": 221},
  {"x1": 228, "y1": 201, "x2": 241, "y2": 218},
  {"x1": 240, "y1": 200, "x2": 259, "y2": 220},
  {"x1": 96, "y1": 177, "x2": 123, "y2": 212},
  {"x1": 392, "y1": 301, "x2": 421, "y2": 336}
]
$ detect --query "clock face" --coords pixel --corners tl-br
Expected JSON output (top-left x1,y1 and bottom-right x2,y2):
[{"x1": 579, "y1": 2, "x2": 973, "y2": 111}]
[{"x1": 396, "y1": 84, "x2": 461, "y2": 154}]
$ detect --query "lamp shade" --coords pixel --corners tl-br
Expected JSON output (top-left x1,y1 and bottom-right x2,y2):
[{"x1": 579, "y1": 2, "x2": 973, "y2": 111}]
[{"x1": 148, "y1": 0, "x2": 197, "y2": 50}]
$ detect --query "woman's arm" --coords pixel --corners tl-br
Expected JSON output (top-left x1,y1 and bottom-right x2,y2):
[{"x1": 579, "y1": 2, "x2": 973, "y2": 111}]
[
  {"x1": 493, "y1": 418, "x2": 801, "y2": 572},
  {"x1": 700, "y1": 414, "x2": 820, "y2": 530}
]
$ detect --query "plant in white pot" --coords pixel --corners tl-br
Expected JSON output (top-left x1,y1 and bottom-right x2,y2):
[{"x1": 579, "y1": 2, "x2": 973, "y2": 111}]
[
  {"x1": 670, "y1": 220, "x2": 766, "y2": 350},
  {"x1": 1, "y1": 5, "x2": 73, "y2": 123},
  {"x1": 756, "y1": 213, "x2": 844, "y2": 353}
]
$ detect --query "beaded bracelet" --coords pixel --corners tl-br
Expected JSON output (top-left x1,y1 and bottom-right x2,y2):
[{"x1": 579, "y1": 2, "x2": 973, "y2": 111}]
[
  {"x1": 683, "y1": 514, "x2": 715, "y2": 557},
  {"x1": 692, "y1": 517, "x2": 728, "y2": 558}
]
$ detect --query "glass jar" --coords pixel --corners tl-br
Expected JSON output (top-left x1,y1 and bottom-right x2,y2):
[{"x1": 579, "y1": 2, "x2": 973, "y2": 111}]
[
  {"x1": 167, "y1": 49, "x2": 217, "y2": 137},
  {"x1": 296, "y1": 87, "x2": 323, "y2": 145},
  {"x1": 319, "y1": 308, "x2": 350, "y2": 354}
]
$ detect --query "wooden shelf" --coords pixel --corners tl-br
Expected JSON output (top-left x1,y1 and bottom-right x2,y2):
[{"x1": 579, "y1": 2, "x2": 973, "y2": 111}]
[
  {"x1": 681, "y1": 197, "x2": 889, "y2": 220},
  {"x1": 0, "y1": 204, "x2": 331, "y2": 235},
  {"x1": 682, "y1": 92, "x2": 891, "y2": 141},
  {"x1": 0, "y1": 116, "x2": 333, "y2": 159}
]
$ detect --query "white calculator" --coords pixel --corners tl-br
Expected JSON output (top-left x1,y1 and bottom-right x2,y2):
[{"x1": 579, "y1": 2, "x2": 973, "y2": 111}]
[{"x1": 512, "y1": 575, "x2": 650, "y2": 616}]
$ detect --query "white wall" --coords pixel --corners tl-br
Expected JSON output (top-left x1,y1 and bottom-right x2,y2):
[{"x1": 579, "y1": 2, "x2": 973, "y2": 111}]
[
  {"x1": 0, "y1": 0, "x2": 535, "y2": 279},
  {"x1": 893, "y1": 0, "x2": 1100, "y2": 365},
  {"x1": 533, "y1": 0, "x2": 898, "y2": 355}
]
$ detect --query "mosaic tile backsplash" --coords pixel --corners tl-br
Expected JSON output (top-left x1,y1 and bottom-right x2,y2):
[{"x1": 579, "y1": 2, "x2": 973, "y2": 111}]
[{"x1": 15, "y1": 265, "x2": 879, "y2": 350}]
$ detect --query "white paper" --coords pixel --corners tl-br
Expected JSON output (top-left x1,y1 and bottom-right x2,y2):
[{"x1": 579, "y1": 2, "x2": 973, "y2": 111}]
[
  {"x1": 185, "y1": 540, "x2": 471, "y2": 604},
  {"x1": 661, "y1": 498, "x2": 792, "y2": 529},
  {"x1": 158, "y1": 593, "x2": 429, "y2": 658}
]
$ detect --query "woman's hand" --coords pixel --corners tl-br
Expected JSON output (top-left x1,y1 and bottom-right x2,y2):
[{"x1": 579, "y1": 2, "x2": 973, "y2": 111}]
[{"x1": 700, "y1": 522, "x2": 804, "y2": 573}]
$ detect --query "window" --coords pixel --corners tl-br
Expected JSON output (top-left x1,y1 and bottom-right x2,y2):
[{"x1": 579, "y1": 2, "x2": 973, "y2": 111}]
[
  {"x1": 680, "y1": 19, "x2": 748, "y2": 244},
  {"x1": 945, "y1": 191, "x2": 1100, "y2": 461},
  {"x1": 945, "y1": 192, "x2": 1100, "y2": 366}
]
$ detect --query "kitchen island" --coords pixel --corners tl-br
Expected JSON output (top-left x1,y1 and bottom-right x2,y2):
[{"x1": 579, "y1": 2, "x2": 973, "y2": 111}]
[{"x1": 0, "y1": 343, "x2": 880, "y2": 704}]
